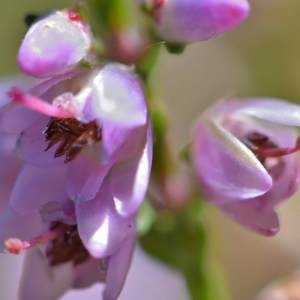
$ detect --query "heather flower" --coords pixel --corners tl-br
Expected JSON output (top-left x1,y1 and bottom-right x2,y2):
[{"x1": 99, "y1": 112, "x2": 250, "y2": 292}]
[
  {"x1": 18, "y1": 9, "x2": 92, "y2": 78},
  {"x1": 192, "y1": 98, "x2": 300, "y2": 235},
  {"x1": 0, "y1": 63, "x2": 152, "y2": 298},
  {"x1": 140, "y1": 0, "x2": 250, "y2": 43}
]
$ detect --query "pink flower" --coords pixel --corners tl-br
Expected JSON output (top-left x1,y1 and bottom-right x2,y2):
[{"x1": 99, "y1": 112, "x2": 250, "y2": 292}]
[
  {"x1": 0, "y1": 63, "x2": 152, "y2": 298},
  {"x1": 192, "y1": 99, "x2": 300, "y2": 235},
  {"x1": 18, "y1": 9, "x2": 92, "y2": 78},
  {"x1": 140, "y1": 0, "x2": 250, "y2": 43}
]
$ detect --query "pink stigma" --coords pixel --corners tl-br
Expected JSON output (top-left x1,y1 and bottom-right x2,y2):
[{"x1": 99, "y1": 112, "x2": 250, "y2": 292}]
[
  {"x1": 254, "y1": 138, "x2": 300, "y2": 158},
  {"x1": 7, "y1": 87, "x2": 74, "y2": 119},
  {"x1": 4, "y1": 226, "x2": 65, "y2": 255}
]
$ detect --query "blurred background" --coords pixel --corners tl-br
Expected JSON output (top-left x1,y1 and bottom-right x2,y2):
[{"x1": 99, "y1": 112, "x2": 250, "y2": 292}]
[{"x1": 1, "y1": 0, "x2": 300, "y2": 299}]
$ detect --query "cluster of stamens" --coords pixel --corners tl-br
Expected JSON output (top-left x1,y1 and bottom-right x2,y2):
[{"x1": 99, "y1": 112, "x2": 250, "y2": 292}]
[
  {"x1": 46, "y1": 222, "x2": 89, "y2": 266},
  {"x1": 43, "y1": 118, "x2": 102, "y2": 163},
  {"x1": 243, "y1": 131, "x2": 300, "y2": 164}
]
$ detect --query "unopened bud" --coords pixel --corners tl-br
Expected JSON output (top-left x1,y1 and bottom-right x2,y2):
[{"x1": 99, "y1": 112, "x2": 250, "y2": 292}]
[
  {"x1": 18, "y1": 9, "x2": 92, "y2": 77},
  {"x1": 142, "y1": 0, "x2": 250, "y2": 43}
]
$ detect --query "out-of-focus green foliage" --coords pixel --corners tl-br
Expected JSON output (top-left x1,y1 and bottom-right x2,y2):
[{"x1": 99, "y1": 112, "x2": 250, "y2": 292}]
[
  {"x1": 139, "y1": 198, "x2": 230, "y2": 300},
  {"x1": 86, "y1": 0, "x2": 133, "y2": 33}
]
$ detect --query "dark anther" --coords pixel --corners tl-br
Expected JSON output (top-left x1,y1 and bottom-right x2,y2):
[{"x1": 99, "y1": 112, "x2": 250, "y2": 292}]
[
  {"x1": 242, "y1": 131, "x2": 277, "y2": 164},
  {"x1": 46, "y1": 222, "x2": 90, "y2": 266},
  {"x1": 43, "y1": 118, "x2": 102, "y2": 163},
  {"x1": 244, "y1": 132, "x2": 277, "y2": 150}
]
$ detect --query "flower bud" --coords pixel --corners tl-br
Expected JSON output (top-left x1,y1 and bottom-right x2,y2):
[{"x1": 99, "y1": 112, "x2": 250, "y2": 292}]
[
  {"x1": 17, "y1": 10, "x2": 92, "y2": 78},
  {"x1": 145, "y1": 0, "x2": 250, "y2": 43}
]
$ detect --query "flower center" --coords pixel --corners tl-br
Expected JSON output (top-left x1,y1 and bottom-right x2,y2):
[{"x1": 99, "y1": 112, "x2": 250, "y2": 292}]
[
  {"x1": 243, "y1": 131, "x2": 300, "y2": 162},
  {"x1": 243, "y1": 132, "x2": 278, "y2": 164},
  {"x1": 5, "y1": 222, "x2": 90, "y2": 267},
  {"x1": 43, "y1": 118, "x2": 102, "y2": 163},
  {"x1": 46, "y1": 222, "x2": 89, "y2": 266}
]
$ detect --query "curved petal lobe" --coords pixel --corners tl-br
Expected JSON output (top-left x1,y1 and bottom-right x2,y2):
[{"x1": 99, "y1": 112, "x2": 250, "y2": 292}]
[
  {"x1": 193, "y1": 120, "x2": 272, "y2": 202},
  {"x1": 76, "y1": 182, "x2": 135, "y2": 258}
]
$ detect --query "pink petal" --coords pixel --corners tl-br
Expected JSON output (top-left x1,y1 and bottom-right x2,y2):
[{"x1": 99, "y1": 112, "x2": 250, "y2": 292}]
[
  {"x1": 82, "y1": 64, "x2": 147, "y2": 127},
  {"x1": 110, "y1": 125, "x2": 152, "y2": 217},
  {"x1": 103, "y1": 233, "x2": 136, "y2": 300},
  {"x1": 30, "y1": 70, "x2": 81, "y2": 97},
  {"x1": 18, "y1": 117, "x2": 65, "y2": 167},
  {"x1": 72, "y1": 258, "x2": 106, "y2": 289},
  {"x1": 0, "y1": 104, "x2": 40, "y2": 134},
  {"x1": 193, "y1": 121, "x2": 272, "y2": 203},
  {"x1": 0, "y1": 133, "x2": 22, "y2": 212},
  {"x1": 156, "y1": 0, "x2": 250, "y2": 43},
  {"x1": 19, "y1": 248, "x2": 73, "y2": 300},
  {"x1": 9, "y1": 165, "x2": 67, "y2": 214},
  {"x1": 258, "y1": 124, "x2": 300, "y2": 206},
  {"x1": 101, "y1": 121, "x2": 147, "y2": 163},
  {"x1": 237, "y1": 98, "x2": 300, "y2": 127},
  {"x1": 222, "y1": 200, "x2": 279, "y2": 236},
  {"x1": 76, "y1": 182, "x2": 135, "y2": 258},
  {"x1": 67, "y1": 153, "x2": 111, "y2": 202}
]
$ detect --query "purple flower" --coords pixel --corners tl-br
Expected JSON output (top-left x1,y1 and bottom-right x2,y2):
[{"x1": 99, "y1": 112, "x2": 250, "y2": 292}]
[
  {"x1": 18, "y1": 9, "x2": 92, "y2": 78},
  {"x1": 140, "y1": 0, "x2": 250, "y2": 43},
  {"x1": 0, "y1": 64, "x2": 152, "y2": 298},
  {"x1": 192, "y1": 99, "x2": 300, "y2": 235}
]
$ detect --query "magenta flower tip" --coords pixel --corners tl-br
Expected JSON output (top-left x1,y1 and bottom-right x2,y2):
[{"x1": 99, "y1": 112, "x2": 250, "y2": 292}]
[{"x1": 150, "y1": 0, "x2": 250, "y2": 43}]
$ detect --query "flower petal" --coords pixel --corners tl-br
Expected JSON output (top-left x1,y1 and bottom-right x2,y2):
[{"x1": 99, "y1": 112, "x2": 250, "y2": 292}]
[
  {"x1": 237, "y1": 98, "x2": 300, "y2": 127},
  {"x1": 221, "y1": 200, "x2": 279, "y2": 236},
  {"x1": 19, "y1": 248, "x2": 73, "y2": 300},
  {"x1": 257, "y1": 124, "x2": 300, "y2": 206},
  {"x1": 103, "y1": 233, "x2": 136, "y2": 300},
  {"x1": 81, "y1": 64, "x2": 147, "y2": 127},
  {"x1": 110, "y1": 125, "x2": 152, "y2": 217},
  {"x1": 0, "y1": 104, "x2": 40, "y2": 134},
  {"x1": 67, "y1": 152, "x2": 111, "y2": 202},
  {"x1": 9, "y1": 165, "x2": 67, "y2": 214},
  {"x1": 76, "y1": 182, "x2": 135, "y2": 258},
  {"x1": 30, "y1": 70, "x2": 81, "y2": 97},
  {"x1": 18, "y1": 117, "x2": 65, "y2": 167},
  {"x1": 101, "y1": 122, "x2": 146, "y2": 163},
  {"x1": 193, "y1": 120, "x2": 272, "y2": 202},
  {"x1": 0, "y1": 133, "x2": 22, "y2": 212},
  {"x1": 72, "y1": 258, "x2": 106, "y2": 289},
  {"x1": 156, "y1": 0, "x2": 250, "y2": 43}
]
